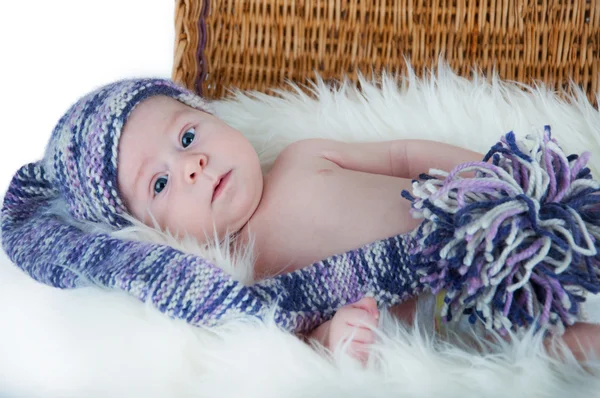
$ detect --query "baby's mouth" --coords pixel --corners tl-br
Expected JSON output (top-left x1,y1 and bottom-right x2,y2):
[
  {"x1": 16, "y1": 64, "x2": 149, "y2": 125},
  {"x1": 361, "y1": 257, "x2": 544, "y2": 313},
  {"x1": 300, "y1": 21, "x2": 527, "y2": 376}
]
[{"x1": 211, "y1": 170, "x2": 232, "y2": 203}]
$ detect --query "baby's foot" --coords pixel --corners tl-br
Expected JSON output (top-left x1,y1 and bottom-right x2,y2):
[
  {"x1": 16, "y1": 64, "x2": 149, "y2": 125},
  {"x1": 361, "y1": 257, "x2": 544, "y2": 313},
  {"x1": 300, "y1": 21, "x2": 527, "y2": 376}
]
[{"x1": 327, "y1": 297, "x2": 380, "y2": 363}]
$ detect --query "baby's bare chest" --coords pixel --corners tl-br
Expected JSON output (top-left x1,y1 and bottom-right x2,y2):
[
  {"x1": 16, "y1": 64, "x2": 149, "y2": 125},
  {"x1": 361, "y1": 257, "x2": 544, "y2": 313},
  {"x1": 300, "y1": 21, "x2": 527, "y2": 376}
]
[{"x1": 251, "y1": 162, "x2": 420, "y2": 278}]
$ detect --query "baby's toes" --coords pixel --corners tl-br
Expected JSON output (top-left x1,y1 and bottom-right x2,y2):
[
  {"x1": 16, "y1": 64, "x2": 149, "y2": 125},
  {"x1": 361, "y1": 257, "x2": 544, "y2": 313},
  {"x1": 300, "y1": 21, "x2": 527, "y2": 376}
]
[{"x1": 347, "y1": 308, "x2": 379, "y2": 330}]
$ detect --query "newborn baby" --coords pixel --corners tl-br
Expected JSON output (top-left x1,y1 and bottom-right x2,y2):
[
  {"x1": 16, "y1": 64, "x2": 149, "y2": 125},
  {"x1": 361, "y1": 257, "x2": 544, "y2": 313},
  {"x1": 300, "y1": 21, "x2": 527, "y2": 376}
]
[
  {"x1": 115, "y1": 95, "x2": 600, "y2": 362},
  {"x1": 115, "y1": 94, "x2": 479, "y2": 357},
  {"x1": 3, "y1": 78, "x2": 598, "y2": 364}
]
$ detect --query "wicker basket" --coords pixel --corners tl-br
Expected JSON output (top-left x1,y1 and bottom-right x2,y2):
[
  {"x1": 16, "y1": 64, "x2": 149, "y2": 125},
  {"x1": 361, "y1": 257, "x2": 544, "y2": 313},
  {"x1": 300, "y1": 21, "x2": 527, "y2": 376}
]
[{"x1": 173, "y1": 0, "x2": 600, "y2": 106}]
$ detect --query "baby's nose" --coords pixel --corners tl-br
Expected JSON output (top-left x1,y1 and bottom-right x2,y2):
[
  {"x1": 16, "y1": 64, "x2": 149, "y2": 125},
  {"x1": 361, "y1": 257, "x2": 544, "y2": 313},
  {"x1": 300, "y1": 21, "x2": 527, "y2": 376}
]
[{"x1": 184, "y1": 154, "x2": 207, "y2": 183}]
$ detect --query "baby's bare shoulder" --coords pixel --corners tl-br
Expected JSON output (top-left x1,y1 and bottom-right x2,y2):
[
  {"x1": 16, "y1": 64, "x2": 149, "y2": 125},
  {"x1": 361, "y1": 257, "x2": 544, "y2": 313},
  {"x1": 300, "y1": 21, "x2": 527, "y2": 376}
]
[
  {"x1": 267, "y1": 139, "x2": 341, "y2": 191},
  {"x1": 273, "y1": 138, "x2": 340, "y2": 168},
  {"x1": 278, "y1": 138, "x2": 341, "y2": 159}
]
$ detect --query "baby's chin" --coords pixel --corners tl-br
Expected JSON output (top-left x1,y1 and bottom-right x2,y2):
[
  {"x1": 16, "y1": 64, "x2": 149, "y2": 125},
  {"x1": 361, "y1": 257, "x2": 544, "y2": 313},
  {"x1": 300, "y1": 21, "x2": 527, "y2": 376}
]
[
  {"x1": 184, "y1": 220, "x2": 245, "y2": 245},
  {"x1": 145, "y1": 206, "x2": 255, "y2": 245},
  {"x1": 214, "y1": 221, "x2": 246, "y2": 242}
]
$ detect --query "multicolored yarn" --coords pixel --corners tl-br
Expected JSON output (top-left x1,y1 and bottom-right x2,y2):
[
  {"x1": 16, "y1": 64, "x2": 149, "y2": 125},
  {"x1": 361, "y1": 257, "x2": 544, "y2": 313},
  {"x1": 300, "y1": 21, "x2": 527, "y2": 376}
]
[
  {"x1": 403, "y1": 126, "x2": 600, "y2": 335},
  {"x1": 0, "y1": 78, "x2": 423, "y2": 334}
]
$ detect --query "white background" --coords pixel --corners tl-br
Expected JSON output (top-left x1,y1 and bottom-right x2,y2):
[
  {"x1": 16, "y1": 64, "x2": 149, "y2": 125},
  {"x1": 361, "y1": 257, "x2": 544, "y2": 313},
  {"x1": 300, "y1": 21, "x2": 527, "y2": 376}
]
[{"x1": 0, "y1": 0, "x2": 175, "y2": 194}]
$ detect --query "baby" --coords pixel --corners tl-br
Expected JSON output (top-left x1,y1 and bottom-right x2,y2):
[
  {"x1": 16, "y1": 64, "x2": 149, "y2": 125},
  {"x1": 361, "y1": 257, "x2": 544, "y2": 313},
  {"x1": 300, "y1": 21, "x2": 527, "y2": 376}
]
[
  {"x1": 115, "y1": 86, "x2": 600, "y2": 362},
  {"x1": 2, "y1": 78, "x2": 599, "y2": 364},
  {"x1": 115, "y1": 93, "x2": 459, "y2": 360}
]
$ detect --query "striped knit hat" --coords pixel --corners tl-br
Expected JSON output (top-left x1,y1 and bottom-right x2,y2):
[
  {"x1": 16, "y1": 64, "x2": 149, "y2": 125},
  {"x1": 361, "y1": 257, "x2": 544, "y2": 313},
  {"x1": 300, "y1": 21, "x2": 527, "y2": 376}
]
[{"x1": 14, "y1": 78, "x2": 208, "y2": 230}]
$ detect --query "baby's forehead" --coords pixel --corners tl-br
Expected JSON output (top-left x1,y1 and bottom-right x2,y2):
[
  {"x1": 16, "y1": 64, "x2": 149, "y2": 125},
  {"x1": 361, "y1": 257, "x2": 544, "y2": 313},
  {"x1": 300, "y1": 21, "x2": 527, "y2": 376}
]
[
  {"x1": 117, "y1": 96, "x2": 193, "y2": 172},
  {"x1": 117, "y1": 94, "x2": 213, "y2": 166},
  {"x1": 119, "y1": 96, "x2": 183, "y2": 139}
]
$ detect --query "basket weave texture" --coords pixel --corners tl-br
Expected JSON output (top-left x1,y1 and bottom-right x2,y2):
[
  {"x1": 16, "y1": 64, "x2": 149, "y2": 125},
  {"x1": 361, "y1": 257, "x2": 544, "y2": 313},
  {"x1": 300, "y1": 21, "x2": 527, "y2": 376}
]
[{"x1": 173, "y1": 0, "x2": 600, "y2": 105}]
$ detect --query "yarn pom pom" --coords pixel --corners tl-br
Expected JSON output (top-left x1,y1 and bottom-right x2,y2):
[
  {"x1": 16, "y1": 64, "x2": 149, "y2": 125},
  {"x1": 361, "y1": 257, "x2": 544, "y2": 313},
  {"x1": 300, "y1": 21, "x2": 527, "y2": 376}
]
[{"x1": 402, "y1": 126, "x2": 600, "y2": 336}]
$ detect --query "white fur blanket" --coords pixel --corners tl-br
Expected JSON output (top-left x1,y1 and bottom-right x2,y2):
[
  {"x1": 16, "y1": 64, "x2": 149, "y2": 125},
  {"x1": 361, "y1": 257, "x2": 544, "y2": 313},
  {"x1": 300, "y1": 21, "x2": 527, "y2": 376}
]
[{"x1": 2, "y1": 65, "x2": 600, "y2": 397}]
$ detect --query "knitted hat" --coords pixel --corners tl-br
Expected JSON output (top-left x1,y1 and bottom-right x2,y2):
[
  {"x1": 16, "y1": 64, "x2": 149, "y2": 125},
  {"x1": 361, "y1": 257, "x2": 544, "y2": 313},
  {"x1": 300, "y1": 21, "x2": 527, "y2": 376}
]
[{"x1": 40, "y1": 78, "x2": 209, "y2": 229}]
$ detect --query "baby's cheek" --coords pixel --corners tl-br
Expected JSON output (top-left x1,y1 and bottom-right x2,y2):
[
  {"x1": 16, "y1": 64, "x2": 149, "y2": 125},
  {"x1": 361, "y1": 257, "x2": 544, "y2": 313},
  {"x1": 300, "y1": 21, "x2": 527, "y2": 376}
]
[{"x1": 173, "y1": 201, "x2": 214, "y2": 241}]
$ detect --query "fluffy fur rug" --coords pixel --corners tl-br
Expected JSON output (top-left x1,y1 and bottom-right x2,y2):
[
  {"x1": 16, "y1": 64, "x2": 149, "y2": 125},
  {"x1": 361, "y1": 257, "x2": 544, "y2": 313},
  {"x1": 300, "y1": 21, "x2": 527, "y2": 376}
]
[{"x1": 2, "y1": 64, "x2": 600, "y2": 397}]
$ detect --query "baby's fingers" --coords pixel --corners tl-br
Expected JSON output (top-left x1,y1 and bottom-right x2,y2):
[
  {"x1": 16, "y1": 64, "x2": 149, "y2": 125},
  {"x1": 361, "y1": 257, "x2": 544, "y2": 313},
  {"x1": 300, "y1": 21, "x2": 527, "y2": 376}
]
[
  {"x1": 344, "y1": 307, "x2": 379, "y2": 329},
  {"x1": 342, "y1": 326, "x2": 376, "y2": 345},
  {"x1": 351, "y1": 297, "x2": 379, "y2": 319},
  {"x1": 347, "y1": 341, "x2": 371, "y2": 364}
]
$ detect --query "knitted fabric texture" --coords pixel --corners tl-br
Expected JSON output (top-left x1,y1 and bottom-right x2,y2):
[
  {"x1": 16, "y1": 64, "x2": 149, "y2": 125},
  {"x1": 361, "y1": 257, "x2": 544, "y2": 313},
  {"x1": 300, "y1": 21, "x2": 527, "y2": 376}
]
[{"x1": 0, "y1": 78, "x2": 424, "y2": 333}]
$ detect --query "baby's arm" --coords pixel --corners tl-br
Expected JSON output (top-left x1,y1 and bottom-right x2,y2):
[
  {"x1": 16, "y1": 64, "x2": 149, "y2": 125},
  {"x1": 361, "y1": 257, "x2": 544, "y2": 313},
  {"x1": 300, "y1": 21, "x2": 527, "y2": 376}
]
[{"x1": 285, "y1": 138, "x2": 484, "y2": 179}]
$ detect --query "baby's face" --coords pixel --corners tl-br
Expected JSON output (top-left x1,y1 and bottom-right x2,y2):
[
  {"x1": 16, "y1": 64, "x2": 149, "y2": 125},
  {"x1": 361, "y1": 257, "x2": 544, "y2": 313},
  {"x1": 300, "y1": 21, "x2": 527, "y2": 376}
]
[{"x1": 117, "y1": 96, "x2": 263, "y2": 242}]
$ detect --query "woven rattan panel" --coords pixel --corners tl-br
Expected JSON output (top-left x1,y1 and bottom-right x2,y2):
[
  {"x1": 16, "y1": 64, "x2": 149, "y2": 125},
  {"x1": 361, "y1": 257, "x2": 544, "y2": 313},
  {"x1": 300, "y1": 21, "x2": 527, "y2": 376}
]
[{"x1": 173, "y1": 0, "x2": 600, "y2": 105}]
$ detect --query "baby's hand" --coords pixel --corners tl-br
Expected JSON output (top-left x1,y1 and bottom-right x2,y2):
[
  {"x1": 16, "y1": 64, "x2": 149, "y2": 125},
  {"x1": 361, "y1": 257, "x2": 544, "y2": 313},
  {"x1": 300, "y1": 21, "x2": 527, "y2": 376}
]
[{"x1": 326, "y1": 297, "x2": 379, "y2": 363}]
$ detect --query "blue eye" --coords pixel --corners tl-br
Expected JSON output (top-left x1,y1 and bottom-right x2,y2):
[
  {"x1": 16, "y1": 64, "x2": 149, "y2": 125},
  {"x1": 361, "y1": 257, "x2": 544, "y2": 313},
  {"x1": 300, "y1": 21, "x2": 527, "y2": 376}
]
[
  {"x1": 153, "y1": 176, "x2": 168, "y2": 195},
  {"x1": 181, "y1": 127, "x2": 196, "y2": 148}
]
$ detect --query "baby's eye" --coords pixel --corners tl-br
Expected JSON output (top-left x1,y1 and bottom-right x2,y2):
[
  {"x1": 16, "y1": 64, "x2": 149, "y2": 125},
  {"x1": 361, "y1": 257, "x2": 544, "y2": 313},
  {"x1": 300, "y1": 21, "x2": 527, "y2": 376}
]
[
  {"x1": 181, "y1": 127, "x2": 196, "y2": 148},
  {"x1": 153, "y1": 176, "x2": 168, "y2": 195}
]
